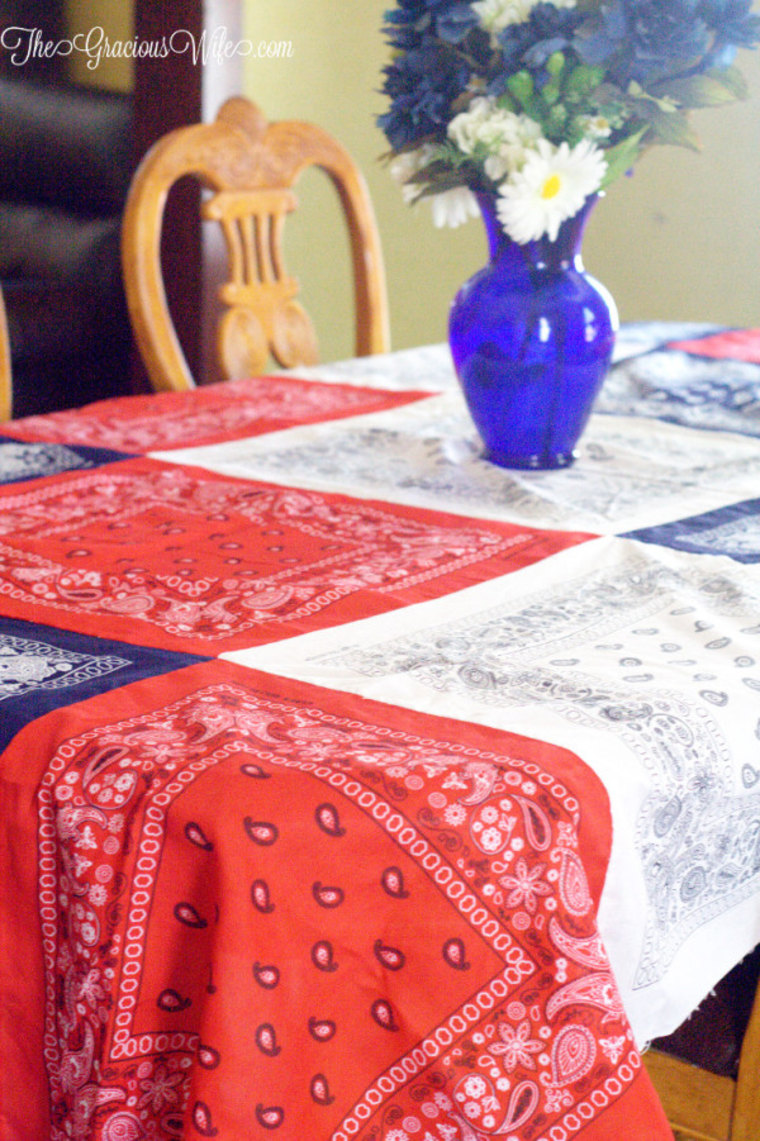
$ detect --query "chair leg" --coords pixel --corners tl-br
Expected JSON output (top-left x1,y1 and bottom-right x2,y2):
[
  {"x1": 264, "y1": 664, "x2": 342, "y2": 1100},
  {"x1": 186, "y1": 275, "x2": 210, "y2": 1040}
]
[
  {"x1": 729, "y1": 975, "x2": 760, "y2": 1141},
  {"x1": 643, "y1": 1048, "x2": 732, "y2": 1141},
  {"x1": 0, "y1": 287, "x2": 12, "y2": 421}
]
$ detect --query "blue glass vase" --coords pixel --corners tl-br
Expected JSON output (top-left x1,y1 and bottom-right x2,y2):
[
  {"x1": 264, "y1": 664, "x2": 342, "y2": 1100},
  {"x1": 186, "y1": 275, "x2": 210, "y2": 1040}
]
[{"x1": 448, "y1": 194, "x2": 618, "y2": 470}]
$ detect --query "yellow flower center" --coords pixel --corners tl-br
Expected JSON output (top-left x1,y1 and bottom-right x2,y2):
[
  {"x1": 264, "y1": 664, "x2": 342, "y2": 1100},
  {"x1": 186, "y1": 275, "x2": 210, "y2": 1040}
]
[{"x1": 541, "y1": 173, "x2": 562, "y2": 200}]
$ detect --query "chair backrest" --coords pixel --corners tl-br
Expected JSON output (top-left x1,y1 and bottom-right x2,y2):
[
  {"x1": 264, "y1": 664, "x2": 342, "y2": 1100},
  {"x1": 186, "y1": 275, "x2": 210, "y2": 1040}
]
[
  {"x1": 121, "y1": 96, "x2": 390, "y2": 392},
  {"x1": 0, "y1": 285, "x2": 12, "y2": 421}
]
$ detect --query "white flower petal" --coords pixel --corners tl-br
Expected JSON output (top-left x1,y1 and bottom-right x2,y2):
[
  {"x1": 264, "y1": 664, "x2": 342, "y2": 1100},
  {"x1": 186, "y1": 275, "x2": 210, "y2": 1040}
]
[
  {"x1": 429, "y1": 187, "x2": 480, "y2": 229},
  {"x1": 496, "y1": 138, "x2": 606, "y2": 243}
]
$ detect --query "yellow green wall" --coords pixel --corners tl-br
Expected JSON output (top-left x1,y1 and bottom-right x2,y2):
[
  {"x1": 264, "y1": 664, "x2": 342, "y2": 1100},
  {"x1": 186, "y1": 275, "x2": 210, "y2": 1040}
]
[
  {"x1": 64, "y1": 0, "x2": 133, "y2": 91},
  {"x1": 63, "y1": 1, "x2": 760, "y2": 361},
  {"x1": 244, "y1": 1, "x2": 760, "y2": 361}
]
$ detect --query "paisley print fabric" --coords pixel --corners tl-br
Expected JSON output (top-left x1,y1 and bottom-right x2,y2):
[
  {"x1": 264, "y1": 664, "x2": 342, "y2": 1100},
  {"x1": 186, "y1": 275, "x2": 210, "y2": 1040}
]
[
  {"x1": 3, "y1": 327, "x2": 760, "y2": 1140},
  {"x1": 0, "y1": 457, "x2": 591, "y2": 654},
  {"x1": 5, "y1": 376, "x2": 431, "y2": 452},
  {"x1": 238, "y1": 538, "x2": 760, "y2": 1037},
  {"x1": 1, "y1": 661, "x2": 664, "y2": 1141},
  {"x1": 0, "y1": 438, "x2": 128, "y2": 483}
]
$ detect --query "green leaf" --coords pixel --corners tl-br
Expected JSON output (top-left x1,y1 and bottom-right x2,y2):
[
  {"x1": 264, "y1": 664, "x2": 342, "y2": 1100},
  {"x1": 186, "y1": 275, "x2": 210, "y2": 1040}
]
[
  {"x1": 645, "y1": 105, "x2": 702, "y2": 150},
  {"x1": 706, "y1": 64, "x2": 749, "y2": 100},
  {"x1": 657, "y1": 73, "x2": 744, "y2": 108},
  {"x1": 599, "y1": 128, "x2": 647, "y2": 188},
  {"x1": 413, "y1": 173, "x2": 471, "y2": 199}
]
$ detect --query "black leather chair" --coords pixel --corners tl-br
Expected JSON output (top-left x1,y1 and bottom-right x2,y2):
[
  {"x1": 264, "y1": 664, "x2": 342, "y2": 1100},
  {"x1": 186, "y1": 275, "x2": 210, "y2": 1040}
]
[{"x1": 0, "y1": 75, "x2": 135, "y2": 417}]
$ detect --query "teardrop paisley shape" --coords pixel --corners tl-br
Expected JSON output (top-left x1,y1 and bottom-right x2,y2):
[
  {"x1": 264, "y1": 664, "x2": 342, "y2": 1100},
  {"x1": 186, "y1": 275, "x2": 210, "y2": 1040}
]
[
  {"x1": 442, "y1": 937, "x2": 470, "y2": 971},
  {"x1": 197, "y1": 1044, "x2": 221, "y2": 1070},
  {"x1": 312, "y1": 882, "x2": 344, "y2": 909},
  {"x1": 315, "y1": 802, "x2": 346, "y2": 837},
  {"x1": 516, "y1": 796, "x2": 551, "y2": 851},
  {"x1": 173, "y1": 902, "x2": 207, "y2": 928},
  {"x1": 371, "y1": 999, "x2": 399, "y2": 1031},
  {"x1": 253, "y1": 962, "x2": 281, "y2": 989},
  {"x1": 192, "y1": 1101, "x2": 219, "y2": 1137},
  {"x1": 308, "y1": 1017, "x2": 337, "y2": 1041},
  {"x1": 551, "y1": 1024, "x2": 597, "y2": 1086},
  {"x1": 255, "y1": 1104, "x2": 284, "y2": 1130},
  {"x1": 184, "y1": 821, "x2": 213, "y2": 851},
  {"x1": 311, "y1": 940, "x2": 338, "y2": 972},
  {"x1": 559, "y1": 851, "x2": 592, "y2": 917},
  {"x1": 381, "y1": 866, "x2": 409, "y2": 899},
  {"x1": 700, "y1": 689, "x2": 728, "y2": 707},
  {"x1": 240, "y1": 763, "x2": 271, "y2": 779},
  {"x1": 742, "y1": 764, "x2": 760, "y2": 788},
  {"x1": 243, "y1": 818, "x2": 279, "y2": 846},
  {"x1": 83, "y1": 745, "x2": 127, "y2": 782},
  {"x1": 160, "y1": 1113, "x2": 184, "y2": 1136},
  {"x1": 251, "y1": 879, "x2": 275, "y2": 914},
  {"x1": 310, "y1": 1073, "x2": 335, "y2": 1106},
  {"x1": 548, "y1": 918, "x2": 607, "y2": 971},
  {"x1": 157, "y1": 988, "x2": 191, "y2": 1013},
  {"x1": 373, "y1": 940, "x2": 405, "y2": 971},
  {"x1": 503, "y1": 1080, "x2": 540, "y2": 1130},
  {"x1": 547, "y1": 972, "x2": 624, "y2": 1020},
  {"x1": 255, "y1": 1023, "x2": 281, "y2": 1056}
]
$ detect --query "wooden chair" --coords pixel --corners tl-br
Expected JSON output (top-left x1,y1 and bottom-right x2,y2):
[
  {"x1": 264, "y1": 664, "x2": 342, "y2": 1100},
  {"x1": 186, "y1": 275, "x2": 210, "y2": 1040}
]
[
  {"x1": 644, "y1": 966, "x2": 760, "y2": 1140},
  {"x1": 0, "y1": 285, "x2": 12, "y2": 421},
  {"x1": 121, "y1": 96, "x2": 390, "y2": 392}
]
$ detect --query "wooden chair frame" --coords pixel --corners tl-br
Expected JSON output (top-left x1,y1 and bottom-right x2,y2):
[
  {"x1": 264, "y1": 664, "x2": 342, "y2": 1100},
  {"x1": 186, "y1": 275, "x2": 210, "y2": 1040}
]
[
  {"x1": 0, "y1": 286, "x2": 11, "y2": 421},
  {"x1": 644, "y1": 970, "x2": 760, "y2": 1140},
  {"x1": 121, "y1": 97, "x2": 390, "y2": 392}
]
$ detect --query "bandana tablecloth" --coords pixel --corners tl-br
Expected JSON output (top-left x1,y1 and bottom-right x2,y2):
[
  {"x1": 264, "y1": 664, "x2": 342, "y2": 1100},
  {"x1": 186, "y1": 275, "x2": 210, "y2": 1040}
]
[{"x1": 3, "y1": 326, "x2": 760, "y2": 1141}]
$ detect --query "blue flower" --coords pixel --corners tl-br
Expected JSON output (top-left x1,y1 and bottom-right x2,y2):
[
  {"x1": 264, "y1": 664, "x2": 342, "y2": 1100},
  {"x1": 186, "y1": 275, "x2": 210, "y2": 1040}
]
[
  {"x1": 377, "y1": 0, "x2": 760, "y2": 215},
  {"x1": 700, "y1": 0, "x2": 760, "y2": 65},
  {"x1": 382, "y1": 0, "x2": 478, "y2": 49},
  {"x1": 576, "y1": 0, "x2": 715, "y2": 84},
  {"x1": 378, "y1": 43, "x2": 471, "y2": 149},
  {"x1": 500, "y1": 5, "x2": 585, "y2": 67},
  {"x1": 488, "y1": 4, "x2": 584, "y2": 94}
]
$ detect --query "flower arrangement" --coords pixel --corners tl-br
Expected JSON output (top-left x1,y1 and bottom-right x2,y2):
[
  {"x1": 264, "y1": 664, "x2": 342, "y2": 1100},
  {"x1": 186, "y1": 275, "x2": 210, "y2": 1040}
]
[{"x1": 378, "y1": 0, "x2": 760, "y2": 244}]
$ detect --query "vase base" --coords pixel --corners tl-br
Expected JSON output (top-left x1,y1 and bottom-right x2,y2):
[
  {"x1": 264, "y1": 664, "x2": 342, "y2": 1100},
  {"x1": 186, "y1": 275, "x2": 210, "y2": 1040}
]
[{"x1": 484, "y1": 448, "x2": 577, "y2": 471}]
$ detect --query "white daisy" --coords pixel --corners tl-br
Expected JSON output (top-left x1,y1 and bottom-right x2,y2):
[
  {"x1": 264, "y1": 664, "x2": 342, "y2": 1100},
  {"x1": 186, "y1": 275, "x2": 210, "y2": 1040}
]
[
  {"x1": 496, "y1": 137, "x2": 606, "y2": 243},
  {"x1": 429, "y1": 186, "x2": 480, "y2": 228}
]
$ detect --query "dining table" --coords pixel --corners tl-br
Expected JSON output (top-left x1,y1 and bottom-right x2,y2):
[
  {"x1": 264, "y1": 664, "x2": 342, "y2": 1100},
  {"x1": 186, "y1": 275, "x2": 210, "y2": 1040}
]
[{"x1": 2, "y1": 320, "x2": 760, "y2": 1141}]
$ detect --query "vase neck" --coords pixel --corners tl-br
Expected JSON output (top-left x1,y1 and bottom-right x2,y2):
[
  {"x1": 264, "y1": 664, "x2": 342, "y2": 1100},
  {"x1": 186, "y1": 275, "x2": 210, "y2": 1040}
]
[{"x1": 477, "y1": 193, "x2": 598, "y2": 271}]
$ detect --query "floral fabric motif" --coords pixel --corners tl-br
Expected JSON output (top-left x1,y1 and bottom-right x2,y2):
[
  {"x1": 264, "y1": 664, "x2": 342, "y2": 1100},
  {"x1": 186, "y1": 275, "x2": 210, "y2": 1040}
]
[
  {"x1": 626, "y1": 498, "x2": 760, "y2": 563},
  {"x1": 596, "y1": 350, "x2": 760, "y2": 437},
  {"x1": 0, "y1": 440, "x2": 90, "y2": 484},
  {"x1": 6, "y1": 376, "x2": 430, "y2": 453},
  {"x1": 0, "y1": 458, "x2": 585, "y2": 653},
  {"x1": 184, "y1": 390, "x2": 760, "y2": 535},
  {"x1": 34, "y1": 670, "x2": 639, "y2": 1141},
  {"x1": 314, "y1": 547, "x2": 760, "y2": 985},
  {"x1": 0, "y1": 631, "x2": 129, "y2": 702}
]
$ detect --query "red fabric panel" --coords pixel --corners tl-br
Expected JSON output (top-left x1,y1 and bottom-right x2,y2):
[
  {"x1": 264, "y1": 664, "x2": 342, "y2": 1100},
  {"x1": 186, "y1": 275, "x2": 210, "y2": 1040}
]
[
  {"x1": 0, "y1": 458, "x2": 595, "y2": 655},
  {"x1": 667, "y1": 328, "x2": 760, "y2": 363},
  {"x1": 4, "y1": 376, "x2": 432, "y2": 452},
  {"x1": 0, "y1": 659, "x2": 671, "y2": 1140}
]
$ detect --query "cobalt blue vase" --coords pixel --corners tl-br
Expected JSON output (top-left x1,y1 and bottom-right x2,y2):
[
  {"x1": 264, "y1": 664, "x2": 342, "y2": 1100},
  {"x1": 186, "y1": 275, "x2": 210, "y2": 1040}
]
[{"x1": 448, "y1": 194, "x2": 618, "y2": 470}]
